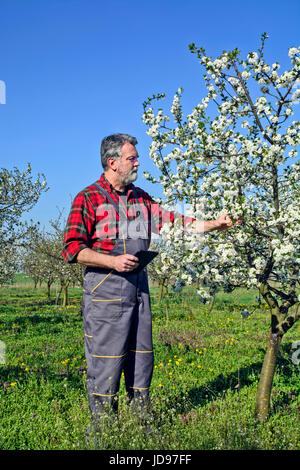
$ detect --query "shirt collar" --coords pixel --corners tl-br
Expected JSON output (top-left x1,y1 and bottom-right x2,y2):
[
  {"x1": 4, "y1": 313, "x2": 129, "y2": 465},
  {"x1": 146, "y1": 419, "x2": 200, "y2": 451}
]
[{"x1": 98, "y1": 173, "x2": 135, "y2": 196}]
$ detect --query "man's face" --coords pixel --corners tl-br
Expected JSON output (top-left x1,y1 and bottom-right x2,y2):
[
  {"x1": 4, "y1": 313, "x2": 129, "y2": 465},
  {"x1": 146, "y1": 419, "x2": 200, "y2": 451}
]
[{"x1": 116, "y1": 142, "x2": 139, "y2": 185}]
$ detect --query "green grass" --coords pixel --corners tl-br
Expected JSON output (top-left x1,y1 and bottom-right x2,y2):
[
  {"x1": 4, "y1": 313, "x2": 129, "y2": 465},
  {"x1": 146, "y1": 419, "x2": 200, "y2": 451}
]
[{"x1": 0, "y1": 283, "x2": 299, "y2": 450}]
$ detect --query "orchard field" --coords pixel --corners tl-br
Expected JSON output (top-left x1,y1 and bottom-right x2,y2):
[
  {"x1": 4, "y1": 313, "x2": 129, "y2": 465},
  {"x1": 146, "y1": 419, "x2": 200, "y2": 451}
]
[{"x1": 0, "y1": 275, "x2": 299, "y2": 450}]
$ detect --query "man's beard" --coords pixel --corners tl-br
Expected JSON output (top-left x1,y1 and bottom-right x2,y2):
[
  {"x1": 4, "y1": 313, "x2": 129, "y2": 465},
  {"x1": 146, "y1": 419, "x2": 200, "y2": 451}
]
[{"x1": 118, "y1": 166, "x2": 138, "y2": 185}]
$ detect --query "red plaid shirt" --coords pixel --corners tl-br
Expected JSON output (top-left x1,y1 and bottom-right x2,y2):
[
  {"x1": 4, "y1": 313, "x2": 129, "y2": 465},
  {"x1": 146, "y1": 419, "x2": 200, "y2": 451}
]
[{"x1": 62, "y1": 173, "x2": 194, "y2": 263}]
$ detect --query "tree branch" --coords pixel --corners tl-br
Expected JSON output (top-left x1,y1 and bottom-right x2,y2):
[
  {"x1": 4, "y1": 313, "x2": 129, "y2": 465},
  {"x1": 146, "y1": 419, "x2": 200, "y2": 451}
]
[{"x1": 231, "y1": 60, "x2": 274, "y2": 145}]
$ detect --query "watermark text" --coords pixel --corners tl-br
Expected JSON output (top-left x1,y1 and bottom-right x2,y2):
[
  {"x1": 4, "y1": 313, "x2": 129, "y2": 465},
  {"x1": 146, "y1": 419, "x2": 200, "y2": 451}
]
[{"x1": 0, "y1": 80, "x2": 6, "y2": 104}]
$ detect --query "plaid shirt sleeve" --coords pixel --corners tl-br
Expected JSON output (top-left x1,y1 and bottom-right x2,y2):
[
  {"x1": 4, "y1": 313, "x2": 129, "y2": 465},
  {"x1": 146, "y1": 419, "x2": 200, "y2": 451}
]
[{"x1": 62, "y1": 190, "x2": 96, "y2": 263}]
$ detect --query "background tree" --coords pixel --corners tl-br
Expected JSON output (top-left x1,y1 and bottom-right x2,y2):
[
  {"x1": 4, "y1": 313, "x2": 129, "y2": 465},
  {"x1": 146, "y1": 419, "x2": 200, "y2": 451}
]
[
  {"x1": 0, "y1": 163, "x2": 48, "y2": 284},
  {"x1": 148, "y1": 238, "x2": 183, "y2": 303},
  {"x1": 142, "y1": 34, "x2": 300, "y2": 422},
  {"x1": 22, "y1": 232, "x2": 57, "y2": 296},
  {"x1": 0, "y1": 244, "x2": 19, "y2": 286},
  {"x1": 22, "y1": 248, "x2": 44, "y2": 289},
  {"x1": 22, "y1": 212, "x2": 84, "y2": 306},
  {"x1": 48, "y1": 213, "x2": 84, "y2": 306}
]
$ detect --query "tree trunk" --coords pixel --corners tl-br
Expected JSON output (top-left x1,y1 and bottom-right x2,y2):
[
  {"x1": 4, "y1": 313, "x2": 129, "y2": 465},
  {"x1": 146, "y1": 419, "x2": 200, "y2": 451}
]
[
  {"x1": 47, "y1": 280, "x2": 51, "y2": 299},
  {"x1": 55, "y1": 283, "x2": 63, "y2": 305},
  {"x1": 62, "y1": 281, "x2": 70, "y2": 307},
  {"x1": 255, "y1": 329, "x2": 281, "y2": 422},
  {"x1": 158, "y1": 282, "x2": 164, "y2": 303},
  {"x1": 207, "y1": 294, "x2": 215, "y2": 314}
]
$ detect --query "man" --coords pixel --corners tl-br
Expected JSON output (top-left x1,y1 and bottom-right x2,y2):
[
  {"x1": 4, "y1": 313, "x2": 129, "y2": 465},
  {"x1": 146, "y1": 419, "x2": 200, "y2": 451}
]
[{"x1": 62, "y1": 133, "x2": 236, "y2": 439}]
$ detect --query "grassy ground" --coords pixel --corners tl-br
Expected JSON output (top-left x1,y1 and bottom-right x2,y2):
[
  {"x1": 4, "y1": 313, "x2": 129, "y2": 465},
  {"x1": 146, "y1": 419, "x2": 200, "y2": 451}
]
[{"x1": 0, "y1": 280, "x2": 299, "y2": 450}]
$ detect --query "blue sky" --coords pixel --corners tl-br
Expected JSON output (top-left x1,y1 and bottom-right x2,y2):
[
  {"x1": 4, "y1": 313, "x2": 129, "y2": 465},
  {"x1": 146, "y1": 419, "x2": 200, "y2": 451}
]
[{"x1": 1, "y1": 0, "x2": 299, "y2": 230}]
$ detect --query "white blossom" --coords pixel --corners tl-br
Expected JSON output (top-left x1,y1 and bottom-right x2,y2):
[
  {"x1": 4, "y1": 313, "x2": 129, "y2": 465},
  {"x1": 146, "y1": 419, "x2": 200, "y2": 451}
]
[{"x1": 142, "y1": 38, "x2": 300, "y2": 308}]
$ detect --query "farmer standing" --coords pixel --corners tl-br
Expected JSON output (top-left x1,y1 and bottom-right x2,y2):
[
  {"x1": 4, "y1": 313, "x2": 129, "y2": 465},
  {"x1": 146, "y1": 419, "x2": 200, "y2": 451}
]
[{"x1": 62, "y1": 133, "x2": 235, "y2": 439}]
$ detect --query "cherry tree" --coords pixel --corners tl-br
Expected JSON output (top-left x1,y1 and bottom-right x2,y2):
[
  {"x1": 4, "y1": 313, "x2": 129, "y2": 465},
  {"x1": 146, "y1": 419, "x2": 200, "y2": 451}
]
[
  {"x1": 22, "y1": 212, "x2": 84, "y2": 305},
  {"x1": 148, "y1": 239, "x2": 186, "y2": 303},
  {"x1": 0, "y1": 164, "x2": 48, "y2": 285},
  {"x1": 47, "y1": 213, "x2": 84, "y2": 306},
  {"x1": 142, "y1": 34, "x2": 300, "y2": 422},
  {"x1": 22, "y1": 248, "x2": 44, "y2": 289},
  {"x1": 22, "y1": 232, "x2": 58, "y2": 296}
]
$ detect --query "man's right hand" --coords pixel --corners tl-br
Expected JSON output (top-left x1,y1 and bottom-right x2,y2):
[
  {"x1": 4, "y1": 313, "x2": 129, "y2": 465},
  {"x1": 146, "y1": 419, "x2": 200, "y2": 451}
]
[
  {"x1": 76, "y1": 248, "x2": 139, "y2": 271},
  {"x1": 112, "y1": 254, "x2": 139, "y2": 272}
]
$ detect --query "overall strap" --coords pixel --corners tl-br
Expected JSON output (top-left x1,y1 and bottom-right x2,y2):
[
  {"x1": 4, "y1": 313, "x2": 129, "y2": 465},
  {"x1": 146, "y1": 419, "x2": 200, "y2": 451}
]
[
  {"x1": 93, "y1": 182, "x2": 120, "y2": 215},
  {"x1": 132, "y1": 187, "x2": 147, "y2": 222},
  {"x1": 131, "y1": 187, "x2": 149, "y2": 238},
  {"x1": 93, "y1": 182, "x2": 146, "y2": 219}
]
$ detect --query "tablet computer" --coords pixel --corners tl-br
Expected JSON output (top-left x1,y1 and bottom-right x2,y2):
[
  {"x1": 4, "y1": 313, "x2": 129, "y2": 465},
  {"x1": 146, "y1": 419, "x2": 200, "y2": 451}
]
[{"x1": 131, "y1": 250, "x2": 159, "y2": 273}]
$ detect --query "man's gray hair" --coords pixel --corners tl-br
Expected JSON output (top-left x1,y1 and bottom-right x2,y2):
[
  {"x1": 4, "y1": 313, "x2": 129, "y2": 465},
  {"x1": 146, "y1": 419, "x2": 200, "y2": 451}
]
[{"x1": 100, "y1": 133, "x2": 138, "y2": 170}]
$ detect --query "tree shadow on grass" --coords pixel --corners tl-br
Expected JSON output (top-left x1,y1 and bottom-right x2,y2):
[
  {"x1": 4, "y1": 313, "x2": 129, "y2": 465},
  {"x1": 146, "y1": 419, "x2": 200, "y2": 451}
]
[
  {"x1": 1, "y1": 311, "x2": 83, "y2": 331},
  {"x1": 0, "y1": 297, "x2": 81, "y2": 312},
  {"x1": 1, "y1": 298, "x2": 53, "y2": 307},
  {"x1": 186, "y1": 362, "x2": 261, "y2": 412},
  {"x1": 0, "y1": 364, "x2": 86, "y2": 393},
  {"x1": 174, "y1": 343, "x2": 298, "y2": 416},
  {"x1": 0, "y1": 366, "x2": 25, "y2": 389}
]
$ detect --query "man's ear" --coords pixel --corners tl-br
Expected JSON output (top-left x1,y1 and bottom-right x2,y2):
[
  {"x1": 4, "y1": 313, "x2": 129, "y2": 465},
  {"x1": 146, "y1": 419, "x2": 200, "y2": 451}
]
[{"x1": 107, "y1": 157, "x2": 118, "y2": 171}]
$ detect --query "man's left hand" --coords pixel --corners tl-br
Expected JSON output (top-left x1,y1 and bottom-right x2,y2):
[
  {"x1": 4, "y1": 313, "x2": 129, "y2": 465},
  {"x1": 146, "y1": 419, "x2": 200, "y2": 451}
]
[{"x1": 214, "y1": 213, "x2": 243, "y2": 231}]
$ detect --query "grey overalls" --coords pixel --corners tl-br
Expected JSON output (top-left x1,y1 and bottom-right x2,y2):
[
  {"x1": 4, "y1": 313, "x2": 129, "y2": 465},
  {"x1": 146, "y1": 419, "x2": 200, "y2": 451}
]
[{"x1": 82, "y1": 183, "x2": 154, "y2": 420}]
